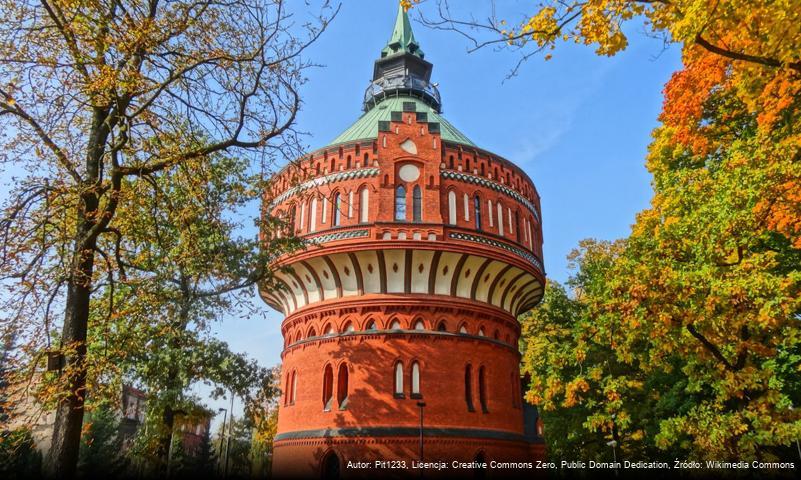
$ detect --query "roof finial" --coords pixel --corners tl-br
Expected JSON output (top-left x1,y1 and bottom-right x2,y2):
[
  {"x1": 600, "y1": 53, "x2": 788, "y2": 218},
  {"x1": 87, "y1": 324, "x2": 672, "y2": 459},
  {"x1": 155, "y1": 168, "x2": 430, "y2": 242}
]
[{"x1": 382, "y1": 2, "x2": 423, "y2": 59}]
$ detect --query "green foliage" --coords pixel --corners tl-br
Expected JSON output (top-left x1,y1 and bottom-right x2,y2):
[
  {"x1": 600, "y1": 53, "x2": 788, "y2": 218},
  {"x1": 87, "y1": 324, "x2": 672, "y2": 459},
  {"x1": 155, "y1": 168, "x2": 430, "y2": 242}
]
[
  {"x1": 0, "y1": 428, "x2": 42, "y2": 479},
  {"x1": 78, "y1": 403, "x2": 129, "y2": 477}
]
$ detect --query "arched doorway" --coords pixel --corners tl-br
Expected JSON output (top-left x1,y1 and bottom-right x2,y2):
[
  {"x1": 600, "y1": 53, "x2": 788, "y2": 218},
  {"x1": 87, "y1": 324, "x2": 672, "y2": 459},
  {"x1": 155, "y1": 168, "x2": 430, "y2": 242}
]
[
  {"x1": 473, "y1": 451, "x2": 487, "y2": 480},
  {"x1": 321, "y1": 450, "x2": 340, "y2": 480}
]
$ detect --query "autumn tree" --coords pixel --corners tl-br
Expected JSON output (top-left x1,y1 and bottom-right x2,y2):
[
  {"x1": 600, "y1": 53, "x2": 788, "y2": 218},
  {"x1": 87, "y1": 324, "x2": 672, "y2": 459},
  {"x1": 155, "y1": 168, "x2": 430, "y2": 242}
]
[{"x1": 0, "y1": 0, "x2": 334, "y2": 476}]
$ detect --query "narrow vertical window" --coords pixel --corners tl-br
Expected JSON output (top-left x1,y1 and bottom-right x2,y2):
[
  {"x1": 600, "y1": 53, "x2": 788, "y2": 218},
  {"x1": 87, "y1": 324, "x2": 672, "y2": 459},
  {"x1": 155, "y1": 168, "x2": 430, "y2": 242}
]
[
  {"x1": 289, "y1": 205, "x2": 297, "y2": 233},
  {"x1": 291, "y1": 371, "x2": 297, "y2": 404},
  {"x1": 497, "y1": 203, "x2": 504, "y2": 236},
  {"x1": 300, "y1": 202, "x2": 306, "y2": 232},
  {"x1": 394, "y1": 362, "x2": 404, "y2": 397},
  {"x1": 463, "y1": 193, "x2": 470, "y2": 221},
  {"x1": 322, "y1": 365, "x2": 334, "y2": 410},
  {"x1": 411, "y1": 362, "x2": 421, "y2": 397},
  {"x1": 337, "y1": 364, "x2": 349, "y2": 408},
  {"x1": 321, "y1": 196, "x2": 328, "y2": 224},
  {"x1": 474, "y1": 195, "x2": 482, "y2": 231},
  {"x1": 465, "y1": 364, "x2": 475, "y2": 411},
  {"x1": 348, "y1": 190, "x2": 354, "y2": 218},
  {"x1": 479, "y1": 366, "x2": 488, "y2": 413},
  {"x1": 448, "y1": 191, "x2": 457, "y2": 225},
  {"x1": 309, "y1": 197, "x2": 318, "y2": 232},
  {"x1": 395, "y1": 185, "x2": 407, "y2": 221},
  {"x1": 412, "y1": 185, "x2": 422, "y2": 222},
  {"x1": 528, "y1": 219, "x2": 534, "y2": 250},
  {"x1": 507, "y1": 207, "x2": 513, "y2": 234},
  {"x1": 488, "y1": 200, "x2": 494, "y2": 227},
  {"x1": 333, "y1": 193, "x2": 341, "y2": 226},
  {"x1": 359, "y1": 187, "x2": 369, "y2": 223}
]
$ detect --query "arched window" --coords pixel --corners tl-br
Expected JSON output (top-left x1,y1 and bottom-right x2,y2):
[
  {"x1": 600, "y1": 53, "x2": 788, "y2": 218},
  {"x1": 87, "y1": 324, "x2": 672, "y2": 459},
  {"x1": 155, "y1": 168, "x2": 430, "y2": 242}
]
[
  {"x1": 346, "y1": 155, "x2": 351, "y2": 169},
  {"x1": 413, "y1": 320, "x2": 425, "y2": 330},
  {"x1": 365, "y1": 320, "x2": 376, "y2": 330},
  {"x1": 437, "y1": 321, "x2": 447, "y2": 332},
  {"x1": 465, "y1": 364, "x2": 475, "y2": 411},
  {"x1": 300, "y1": 202, "x2": 306, "y2": 232},
  {"x1": 342, "y1": 321, "x2": 354, "y2": 333},
  {"x1": 478, "y1": 327, "x2": 485, "y2": 337},
  {"x1": 474, "y1": 195, "x2": 482, "y2": 231},
  {"x1": 479, "y1": 366, "x2": 488, "y2": 413},
  {"x1": 487, "y1": 200, "x2": 493, "y2": 227},
  {"x1": 337, "y1": 364, "x2": 349, "y2": 408},
  {"x1": 284, "y1": 373, "x2": 291, "y2": 405},
  {"x1": 289, "y1": 205, "x2": 297, "y2": 233},
  {"x1": 463, "y1": 193, "x2": 470, "y2": 221},
  {"x1": 307, "y1": 327, "x2": 317, "y2": 338},
  {"x1": 322, "y1": 364, "x2": 334, "y2": 410},
  {"x1": 309, "y1": 197, "x2": 318, "y2": 232},
  {"x1": 411, "y1": 361, "x2": 421, "y2": 397},
  {"x1": 324, "y1": 323, "x2": 335, "y2": 335},
  {"x1": 395, "y1": 185, "x2": 407, "y2": 221},
  {"x1": 389, "y1": 319, "x2": 401, "y2": 330},
  {"x1": 459, "y1": 324, "x2": 468, "y2": 334},
  {"x1": 347, "y1": 190, "x2": 354, "y2": 219},
  {"x1": 290, "y1": 371, "x2": 297, "y2": 404},
  {"x1": 394, "y1": 362, "x2": 404, "y2": 397},
  {"x1": 515, "y1": 211, "x2": 521, "y2": 241},
  {"x1": 321, "y1": 196, "x2": 328, "y2": 224},
  {"x1": 333, "y1": 193, "x2": 341, "y2": 226},
  {"x1": 449, "y1": 155, "x2": 454, "y2": 169},
  {"x1": 412, "y1": 185, "x2": 422, "y2": 222},
  {"x1": 448, "y1": 190, "x2": 457, "y2": 225},
  {"x1": 363, "y1": 152, "x2": 369, "y2": 164},
  {"x1": 496, "y1": 203, "x2": 504, "y2": 236},
  {"x1": 359, "y1": 187, "x2": 369, "y2": 223}
]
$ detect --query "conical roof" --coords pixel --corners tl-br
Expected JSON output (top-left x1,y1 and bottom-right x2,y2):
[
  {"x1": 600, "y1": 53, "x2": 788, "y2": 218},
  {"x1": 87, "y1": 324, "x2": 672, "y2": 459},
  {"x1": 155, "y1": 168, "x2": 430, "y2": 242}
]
[{"x1": 381, "y1": 3, "x2": 424, "y2": 58}]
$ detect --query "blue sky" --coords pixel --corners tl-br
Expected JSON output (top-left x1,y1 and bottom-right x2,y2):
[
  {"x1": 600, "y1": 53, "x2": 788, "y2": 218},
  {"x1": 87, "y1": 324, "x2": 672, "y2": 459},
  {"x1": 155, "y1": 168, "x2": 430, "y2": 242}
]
[{"x1": 202, "y1": 1, "x2": 682, "y2": 418}]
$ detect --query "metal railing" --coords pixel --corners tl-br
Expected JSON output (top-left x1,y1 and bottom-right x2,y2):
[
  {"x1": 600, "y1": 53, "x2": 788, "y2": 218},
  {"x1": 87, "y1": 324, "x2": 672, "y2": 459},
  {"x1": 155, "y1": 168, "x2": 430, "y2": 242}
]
[{"x1": 363, "y1": 74, "x2": 441, "y2": 111}]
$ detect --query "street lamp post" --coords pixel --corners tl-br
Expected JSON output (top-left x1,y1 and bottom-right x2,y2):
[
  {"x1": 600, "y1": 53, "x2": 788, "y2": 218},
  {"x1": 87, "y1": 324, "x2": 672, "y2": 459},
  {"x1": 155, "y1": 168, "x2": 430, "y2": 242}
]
[
  {"x1": 416, "y1": 401, "x2": 426, "y2": 479},
  {"x1": 606, "y1": 440, "x2": 618, "y2": 476},
  {"x1": 217, "y1": 407, "x2": 228, "y2": 477},
  {"x1": 224, "y1": 390, "x2": 235, "y2": 478}
]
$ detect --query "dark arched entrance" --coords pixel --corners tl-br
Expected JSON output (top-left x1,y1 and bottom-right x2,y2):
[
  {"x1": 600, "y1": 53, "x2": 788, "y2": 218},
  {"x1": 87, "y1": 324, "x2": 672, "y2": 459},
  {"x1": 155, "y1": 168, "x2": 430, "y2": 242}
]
[
  {"x1": 321, "y1": 450, "x2": 340, "y2": 480},
  {"x1": 473, "y1": 451, "x2": 487, "y2": 480}
]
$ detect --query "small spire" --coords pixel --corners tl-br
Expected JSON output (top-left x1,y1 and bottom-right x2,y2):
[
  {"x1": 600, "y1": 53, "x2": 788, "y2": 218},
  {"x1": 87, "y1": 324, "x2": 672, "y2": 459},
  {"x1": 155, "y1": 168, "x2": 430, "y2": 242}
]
[{"x1": 382, "y1": 2, "x2": 424, "y2": 59}]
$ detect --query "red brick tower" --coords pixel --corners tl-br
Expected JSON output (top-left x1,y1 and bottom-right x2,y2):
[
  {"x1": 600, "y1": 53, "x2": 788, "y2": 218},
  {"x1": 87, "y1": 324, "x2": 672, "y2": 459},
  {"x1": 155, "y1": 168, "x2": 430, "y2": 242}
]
[{"x1": 261, "y1": 5, "x2": 545, "y2": 478}]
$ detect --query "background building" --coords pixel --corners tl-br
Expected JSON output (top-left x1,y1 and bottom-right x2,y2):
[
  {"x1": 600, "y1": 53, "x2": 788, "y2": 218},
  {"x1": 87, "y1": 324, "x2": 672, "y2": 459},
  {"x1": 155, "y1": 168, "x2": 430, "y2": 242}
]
[{"x1": 261, "y1": 5, "x2": 545, "y2": 478}]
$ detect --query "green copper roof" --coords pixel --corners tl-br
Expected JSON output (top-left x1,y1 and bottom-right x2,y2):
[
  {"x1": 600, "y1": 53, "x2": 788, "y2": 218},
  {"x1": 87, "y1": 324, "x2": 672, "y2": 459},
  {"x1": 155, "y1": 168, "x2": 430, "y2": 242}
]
[
  {"x1": 381, "y1": 4, "x2": 424, "y2": 59},
  {"x1": 329, "y1": 96, "x2": 475, "y2": 147}
]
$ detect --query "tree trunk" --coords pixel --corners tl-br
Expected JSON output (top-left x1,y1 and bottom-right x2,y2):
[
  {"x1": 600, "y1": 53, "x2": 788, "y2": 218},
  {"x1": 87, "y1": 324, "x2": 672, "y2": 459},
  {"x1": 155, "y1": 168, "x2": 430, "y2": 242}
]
[
  {"x1": 45, "y1": 107, "x2": 107, "y2": 478},
  {"x1": 45, "y1": 238, "x2": 96, "y2": 478}
]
